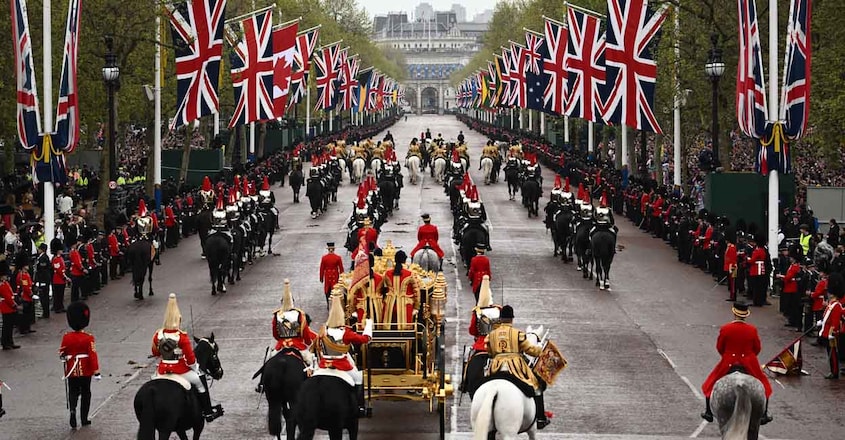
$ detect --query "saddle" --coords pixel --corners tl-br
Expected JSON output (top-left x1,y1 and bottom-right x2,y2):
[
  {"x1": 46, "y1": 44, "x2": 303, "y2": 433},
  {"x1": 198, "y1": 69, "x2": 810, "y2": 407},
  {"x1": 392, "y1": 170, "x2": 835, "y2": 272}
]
[
  {"x1": 312, "y1": 368, "x2": 355, "y2": 387},
  {"x1": 479, "y1": 371, "x2": 535, "y2": 398},
  {"x1": 151, "y1": 373, "x2": 192, "y2": 390}
]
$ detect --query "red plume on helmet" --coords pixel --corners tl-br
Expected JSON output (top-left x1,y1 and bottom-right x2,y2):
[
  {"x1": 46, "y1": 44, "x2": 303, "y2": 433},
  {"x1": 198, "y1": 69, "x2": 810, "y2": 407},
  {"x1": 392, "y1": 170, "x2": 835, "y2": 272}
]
[
  {"x1": 234, "y1": 176, "x2": 241, "y2": 196},
  {"x1": 600, "y1": 191, "x2": 608, "y2": 207},
  {"x1": 559, "y1": 155, "x2": 565, "y2": 167},
  {"x1": 202, "y1": 176, "x2": 212, "y2": 192},
  {"x1": 242, "y1": 178, "x2": 250, "y2": 198},
  {"x1": 582, "y1": 188, "x2": 591, "y2": 204},
  {"x1": 469, "y1": 185, "x2": 479, "y2": 201},
  {"x1": 262, "y1": 176, "x2": 270, "y2": 191},
  {"x1": 452, "y1": 148, "x2": 460, "y2": 163},
  {"x1": 138, "y1": 199, "x2": 148, "y2": 217},
  {"x1": 228, "y1": 187, "x2": 237, "y2": 205},
  {"x1": 554, "y1": 175, "x2": 562, "y2": 189},
  {"x1": 564, "y1": 177, "x2": 571, "y2": 192},
  {"x1": 151, "y1": 212, "x2": 159, "y2": 229},
  {"x1": 577, "y1": 183, "x2": 585, "y2": 200}
]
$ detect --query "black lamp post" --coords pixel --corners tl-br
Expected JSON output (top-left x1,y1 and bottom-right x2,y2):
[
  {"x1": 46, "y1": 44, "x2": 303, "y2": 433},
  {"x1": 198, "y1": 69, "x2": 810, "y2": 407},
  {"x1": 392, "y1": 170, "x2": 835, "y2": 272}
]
[
  {"x1": 705, "y1": 33, "x2": 725, "y2": 167},
  {"x1": 102, "y1": 36, "x2": 120, "y2": 181}
]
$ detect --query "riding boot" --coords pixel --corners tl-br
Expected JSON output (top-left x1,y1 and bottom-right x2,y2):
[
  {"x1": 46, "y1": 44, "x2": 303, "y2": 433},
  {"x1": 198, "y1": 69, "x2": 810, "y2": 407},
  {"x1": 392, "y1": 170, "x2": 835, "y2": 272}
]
[
  {"x1": 0, "y1": 394, "x2": 5, "y2": 418},
  {"x1": 760, "y1": 399, "x2": 773, "y2": 425},
  {"x1": 700, "y1": 397, "x2": 714, "y2": 422},
  {"x1": 355, "y1": 384, "x2": 368, "y2": 418},
  {"x1": 199, "y1": 391, "x2": 223, "y2": 422},
  {"x1": 534, "y1": 395, "x2": 550, "y2": 429}
]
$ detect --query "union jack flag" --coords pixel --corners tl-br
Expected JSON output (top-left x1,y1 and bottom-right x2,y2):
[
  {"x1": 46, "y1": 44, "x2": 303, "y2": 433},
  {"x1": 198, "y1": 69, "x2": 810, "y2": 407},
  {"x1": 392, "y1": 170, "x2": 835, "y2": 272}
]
[
  {"x1": 780, "y1": 0, "x2": 812, "y2": 140},
  {"x1": 270, "y1": 20, "x2": 299, "y2": 118},
  {"x1": 524, "y1": 31, "x2": 544, "y2": 75},
  {"x1": 602, "y1": 0, "x2": 669, "y2": 134},
  {"x1": 166, "y1": 0, "x2": 226, "y2": 130},
  {"x1": 226, "y1": 8, "x2": 274, "y2": 128},
  {"x1": 487, "y1": 60, "x2": 499, "y2": 107},
  {"x1": 508, "y1": 42, "x2": 527, "y2": 108},
  {"x1": 54, "y1": 0, "x2": 81, "y2": 153},
  {"x1": 565, "y1": 7, "x2": 607, "y2": 122},
  {"x1": 542, "y1": 17, "x2": 567, "y2": 115},
  {"x1": 339, "y1": 54, "x2": 360, "y2": 111},
  {"x1": 313, "y1": 42, "x2": 342, "y2": 111},
  {"x1": 287, "y1": 26, "x2": 320, "y2": 110},
  {"x1": 12, "y1": 0, "x2": 41, "y2": 150},
  {"x1": 496, "y1": 54, "x2": 510, "y2": 108},
  {"x1": 736, "y1": 0, "x2": 768, "y2": 140}
]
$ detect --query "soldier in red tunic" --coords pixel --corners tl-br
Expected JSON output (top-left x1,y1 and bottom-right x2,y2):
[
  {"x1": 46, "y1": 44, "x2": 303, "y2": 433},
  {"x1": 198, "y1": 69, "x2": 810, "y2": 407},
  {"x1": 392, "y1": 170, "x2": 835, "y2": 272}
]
[
  {"x1": 410, "y1": 214, "x2": 445, "y2": 264},
  {"x1": 271, "y1": 279, "x2": 317, "y2": 361},
  {"x1": 723, "y1": 228, "x2": 738, "y2": 301},
  {"x1": 701, "y1": 302, "x2": 773, "y2": 425},
  {"x1": 151, "y1": 294, "x2": 222, "y2": 422},
  {"x1": 107, "y1": 228, "x2": 123, "y2": 280},
  {"x1": 468, "y1": 275, "x2": 501, "y2": 353},
  {"x1": 819, "y1": 273, "x2": 844, "y2": 379},
  {"x1": 59, "y1": 301, "x2": 101, "y2": 428},
  {"x1": 68, "y1": 238, "x2": 87, "y2": 302},
  {"x1": 164, "y1": 205, "x2": 179, "y2": 248},
  {"x1": 319, "y1": 242, "x2": 344, "y2": 308},
  {"x1": 468, "y1": 244, "x2": 491, "y2": 300}
]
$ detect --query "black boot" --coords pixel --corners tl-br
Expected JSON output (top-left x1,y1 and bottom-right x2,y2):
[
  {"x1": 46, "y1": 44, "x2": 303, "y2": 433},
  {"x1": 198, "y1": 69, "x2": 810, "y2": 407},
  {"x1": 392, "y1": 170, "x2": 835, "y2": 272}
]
[
  {"x1": 760, "y1": 399, "x2": 773, "y2": 425},
  {"x1": 0, "y1": 394, "x2": 5, "y2": 418},
  {"x1": 534, "y1": 395, "x2": 550, "y2": 429},
  {"x1": 355, "y1": 384, "x2": 369, "y2": 418},
  {"x1": 69, "y1": 409, "x2": 77, "y2": 429},
  {"x1": 199, "y1": 391, "x2": 223, "y2": 422},
  {"x1": 701, "y1": 397, "x2": 713, "y2": 422}
]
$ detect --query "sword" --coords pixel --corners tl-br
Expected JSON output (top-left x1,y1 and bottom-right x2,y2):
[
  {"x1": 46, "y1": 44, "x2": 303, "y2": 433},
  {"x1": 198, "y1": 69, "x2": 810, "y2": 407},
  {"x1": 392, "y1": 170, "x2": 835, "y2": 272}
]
[
  {"x1": 61, "y1": 357, "x2": 70, "y2": 410},
  {"x1": 256, "y1": 346, "x2": 270, "y2": 409},
  {"x1": 710, "y1": 275, "x2": 728, "y2": 290},
  {"x1": 0, "y1": 380, "x2": 10, "y2": 391},
  {"x1": 458, "y1": 344, "x2": 468, "y2": 406}
]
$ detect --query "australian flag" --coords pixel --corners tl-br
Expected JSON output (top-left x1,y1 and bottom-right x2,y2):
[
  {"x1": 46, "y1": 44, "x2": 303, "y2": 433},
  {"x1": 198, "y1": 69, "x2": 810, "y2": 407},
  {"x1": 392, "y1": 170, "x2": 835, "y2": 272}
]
[{"x1": 524, "y1": 30, "x2": 552, "y2": 113}]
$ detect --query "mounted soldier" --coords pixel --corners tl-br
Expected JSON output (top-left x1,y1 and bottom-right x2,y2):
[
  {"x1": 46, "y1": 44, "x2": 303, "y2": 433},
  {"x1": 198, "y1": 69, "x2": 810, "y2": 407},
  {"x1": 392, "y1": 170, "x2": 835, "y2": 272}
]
[
  {"x1": 591, "y1": 192, "x2": 618, "y2": 239},
  {"x1": 410, "y1": 214, "x2": 445, "y2": 268}
]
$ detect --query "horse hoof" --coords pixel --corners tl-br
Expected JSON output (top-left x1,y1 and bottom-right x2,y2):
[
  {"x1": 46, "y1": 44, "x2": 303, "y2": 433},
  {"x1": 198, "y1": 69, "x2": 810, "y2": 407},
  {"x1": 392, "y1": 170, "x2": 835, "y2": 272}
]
[
  {"x1": 211, "y1": 290, "x2": 217, "y2": 296},
  {"x1": 149, "y1": 291, "x2": 154, "y2": 296}
]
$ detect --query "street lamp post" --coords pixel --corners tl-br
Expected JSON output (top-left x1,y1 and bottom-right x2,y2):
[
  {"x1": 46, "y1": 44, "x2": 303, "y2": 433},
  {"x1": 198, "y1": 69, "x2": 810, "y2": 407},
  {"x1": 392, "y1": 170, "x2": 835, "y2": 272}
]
[
  {"x1": 102, "y1": 36, "x2": 120, "y2": 182},
  {"x1": 704, "y1": 33, "x2": 725, "y2": 168}
]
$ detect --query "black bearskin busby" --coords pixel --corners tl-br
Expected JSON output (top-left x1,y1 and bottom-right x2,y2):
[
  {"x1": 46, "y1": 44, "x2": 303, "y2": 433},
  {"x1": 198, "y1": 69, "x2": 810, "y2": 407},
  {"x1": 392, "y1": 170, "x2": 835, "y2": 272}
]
[{"x1": 66, "y1": 301, "x2": 90, "y2": 331}]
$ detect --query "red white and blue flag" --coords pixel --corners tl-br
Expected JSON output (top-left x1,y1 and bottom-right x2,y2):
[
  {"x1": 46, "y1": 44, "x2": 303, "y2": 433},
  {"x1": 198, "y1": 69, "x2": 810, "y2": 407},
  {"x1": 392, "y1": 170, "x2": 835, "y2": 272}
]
[
  {"x1": 313, "y1": 42, "x2": 342, "y2": 111},
  {"x1": 339, "y1": 54, "x2": 360, "y2": 111},
  {"x1": 602, "y1": 0, "x2": 668, "y2": 133},
  {"x1": 525, "y1": 30, "x2": 552, "y2": 113},
  {"x1": 498, "y1": 51, "x2": 512, "y2": 108},
  {"x1": 508, "y1": 42, "x2": 527, "y2": 108},
  {"x1": 226, "y1": 7, "x2": 274, "y2": 128},
  {"x1": 736, "y1": 0, "x2": 768, "y2": 140},
  {"x1": 542, "y1": 17, "x2": 567, "y2": 115},
  {"x1": 12, "y1": 0, "x2": 41, "y2": 150},
  {"x1": 54, "y1": 0, "x2": 82, "y2": 153},
  {"x1": 780, "y1": 0, "x2": 812, "y2": 140},
  {"x1": 287, "y1": 26, "x2": 320, "y2": 111},
  {"x1": 271, "y1": 20, "x2": 299, "y2": 118},
  {"x1": 564, "y1": 7, "x2": 607, "y2": 123},
  {"x1": 368, "y1": 71, "x2": 382, "y2": 111},
  {"x1": 166, "y1": 0, "x2": 226, "y2": 130}
]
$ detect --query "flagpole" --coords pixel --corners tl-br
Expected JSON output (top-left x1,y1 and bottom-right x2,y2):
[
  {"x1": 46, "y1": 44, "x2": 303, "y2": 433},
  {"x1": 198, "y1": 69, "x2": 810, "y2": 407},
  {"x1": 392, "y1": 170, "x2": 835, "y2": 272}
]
[
  {"x1": 767, "y1": 0, "x2": 779, "y2": 259},
  {"x1": 673, "y1": 5, "x2": 681, "y2": 186},
  {"x1": 42, "y1": 0, "x2": 55, "y2": 246},
  {"x1": 621, "y1": 125, "x2": 628, "y2": 168},
  {"x1": 154, "y1": 11, "x2": 162, "y2": 204},
  {"x1": 329, "y1": 110, "x2": 333, "y2": 132},
  {"x1": 540, "y1": 112, "x2": 545, "y2": 135},
  {"x1": 564, "y1": 116, "x2": 570, "y2": 147},
  {"x1": 588, "y1": 121, "x2": 594, "y2": 152},
  {"x1": 306, "y1": 81, "x2": 311, "y2": 138},
  {"x1": 249, "y1": 121, "x2": 255, "y2": 160},
  {"x1": 527, "y1": 110, "x2": 533, "y2": 132}
]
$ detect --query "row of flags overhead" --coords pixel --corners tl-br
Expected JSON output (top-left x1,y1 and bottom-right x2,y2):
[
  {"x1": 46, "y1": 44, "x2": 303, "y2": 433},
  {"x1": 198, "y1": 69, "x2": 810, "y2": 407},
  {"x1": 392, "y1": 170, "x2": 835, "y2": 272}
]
[
  {"x1": 458, "y1": 0, "x2": 668, "y2": 134},
  {"x1": 168, "y1": 0, "x2": 403, "y2": 130}
]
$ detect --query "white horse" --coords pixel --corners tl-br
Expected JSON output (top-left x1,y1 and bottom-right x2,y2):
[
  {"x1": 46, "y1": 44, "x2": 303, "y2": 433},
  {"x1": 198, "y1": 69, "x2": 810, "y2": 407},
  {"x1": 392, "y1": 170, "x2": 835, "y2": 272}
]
[
  {"x1": 351, "y1": 157, "x2": 366, "y2": 184},
  {"x1": 370, "y1": 158, "x2": 383, "y2": 179},
  {"x1": 407, "y1": 155, "x2": 421, "y2": 185},
  {"x1": 411, "y1": 247, "x2": 440, "y2": 272},
  {"x1": 471, "y1": 326, "x2": 544, "y2": 440},
  {"x1": 460, "y1": 156, "x2": 469, "y2": 172},
  {"x1": 336, "y1": 157, "x2": 347, "y2": 182},
  {"x1": 433, "y1": 157, "x2": 447, "y2": 183},
  {"x1": 711, "y1": 371, "x2": 765, "y2": 440},
  {"x1": 481, "y1": 156, "x2": 494, "y2": 185}
]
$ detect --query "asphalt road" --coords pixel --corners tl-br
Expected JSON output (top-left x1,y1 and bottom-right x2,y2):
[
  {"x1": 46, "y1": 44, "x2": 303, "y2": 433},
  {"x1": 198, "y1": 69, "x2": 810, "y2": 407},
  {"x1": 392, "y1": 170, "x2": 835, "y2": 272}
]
[{"x1": 1, "y1": 114, "x2": 842, "y2": 440}]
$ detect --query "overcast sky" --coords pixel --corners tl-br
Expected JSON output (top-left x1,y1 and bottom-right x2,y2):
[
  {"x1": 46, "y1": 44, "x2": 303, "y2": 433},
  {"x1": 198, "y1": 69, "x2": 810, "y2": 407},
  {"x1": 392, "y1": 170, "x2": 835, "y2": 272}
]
[{"x1": 363, "y1": 0, "x2": 490, "y2": 20}]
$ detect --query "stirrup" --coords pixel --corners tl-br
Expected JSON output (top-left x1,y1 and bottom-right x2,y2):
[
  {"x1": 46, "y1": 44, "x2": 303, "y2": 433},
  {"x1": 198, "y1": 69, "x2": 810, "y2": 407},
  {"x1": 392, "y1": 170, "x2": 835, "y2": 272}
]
[
  {"x1": 205, "y1": 405, "x2": 224, "y2": 422},
  {"x1": 700, "y1": 411, "x2": 713, "y2": 423},
  {"x1": 760, "y1": 413, "x2": 773, "y2": 425}
]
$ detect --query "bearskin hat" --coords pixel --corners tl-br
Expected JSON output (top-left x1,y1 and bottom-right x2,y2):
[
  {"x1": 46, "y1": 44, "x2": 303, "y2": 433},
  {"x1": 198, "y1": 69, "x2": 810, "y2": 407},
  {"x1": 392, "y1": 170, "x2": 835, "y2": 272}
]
[{"x1": 67, "y1": 301, "x2": 90, "y2": 331}]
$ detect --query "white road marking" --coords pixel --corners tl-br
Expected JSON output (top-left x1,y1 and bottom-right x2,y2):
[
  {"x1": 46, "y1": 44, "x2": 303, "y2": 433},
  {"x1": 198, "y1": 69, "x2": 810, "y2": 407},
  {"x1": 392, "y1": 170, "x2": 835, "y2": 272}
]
[
  {"x1": 689, "y1": 420, "x2": 708, "y2": 438},
  {"x1": 449, "y1": 233, "x2": 462, "y2": 434}
]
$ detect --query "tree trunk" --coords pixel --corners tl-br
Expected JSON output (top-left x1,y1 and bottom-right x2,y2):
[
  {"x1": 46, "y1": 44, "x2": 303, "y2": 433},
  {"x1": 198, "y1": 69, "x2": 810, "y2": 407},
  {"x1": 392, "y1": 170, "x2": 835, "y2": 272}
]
[
  {"x1": 226, "y1": 128, "x2": 236, "y2": 167},
  {"x1": 97, "y1": 142, "x2": 110, "y2": 229},
  {"x1": 179, "y1": 124, "x2": 193, "y2": 183},
  {"x1": 257, "y1": 122, "x2": 267, "y2": 158}
]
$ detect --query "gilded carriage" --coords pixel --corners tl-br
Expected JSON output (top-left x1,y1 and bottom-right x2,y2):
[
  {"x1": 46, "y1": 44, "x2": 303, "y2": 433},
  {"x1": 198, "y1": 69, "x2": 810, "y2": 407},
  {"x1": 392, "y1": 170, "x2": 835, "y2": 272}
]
[{"x1": 332, "y1": 241, "x2": 453, "y2": 438}]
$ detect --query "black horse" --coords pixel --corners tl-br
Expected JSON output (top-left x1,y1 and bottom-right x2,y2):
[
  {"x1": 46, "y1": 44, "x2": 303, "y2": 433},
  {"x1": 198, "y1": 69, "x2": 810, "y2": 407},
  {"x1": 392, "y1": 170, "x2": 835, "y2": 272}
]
[
  {"x1": 461, "y1": 352, "x2": 489, "y2": 399},
  {"x1": 504, "y1": 162, "x2": 521, "y2": 201},
  {"x1": 294, "y1": 375, "x2": 359, "y2": 440},
  {"x1": 254, "y1": 350, "x2": 308, "y2": 440},
  {"x1": 521, "y1": 178, "x2": 541, "y2": 218},
  {"x1": 197, "y1": 209, "x2": 213, "y2": 259},
  {"x1": 258, "y1": 208, "x2": 279, "y2": 257},
  {"x1": 134, "y1": 335, "x2": 224, "y2": 440},
  {"x1": 574, "y1": 221, "x2": 593, "y2": 280},
  {"x1": 305, "y1": 178, "x2": 323, "y2": 218},
  {"x1": 229, "y1": 225, "x2": 246, "y2": 283},
  {"x1": 205, "y1": 232, "x2": 231, "y2": 296},
  {"x1": 289, "y1": 169, "x2": 304, "y2": 203},
  {"x1": 460, "y1": 223, "x2": 488, "y2": 268},
  {"x1": 377, "y1": 178, "x2": 397, "y2": 218},
  {"x1": 552, "y1": 208, "x2": 574, "y2": 262},
  {"x1": 591, "y1": 229, "x2": 616, "y2": 290},
  {"x1": 126, "y1": 237, "x2": 155, "y2": 300}
]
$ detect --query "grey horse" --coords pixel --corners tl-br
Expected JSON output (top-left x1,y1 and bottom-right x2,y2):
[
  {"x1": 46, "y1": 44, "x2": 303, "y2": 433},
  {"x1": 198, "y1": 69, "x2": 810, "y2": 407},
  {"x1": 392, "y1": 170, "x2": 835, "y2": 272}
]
[{"x1": 711, "y1": 371, "x2": 765, "y2": 440}]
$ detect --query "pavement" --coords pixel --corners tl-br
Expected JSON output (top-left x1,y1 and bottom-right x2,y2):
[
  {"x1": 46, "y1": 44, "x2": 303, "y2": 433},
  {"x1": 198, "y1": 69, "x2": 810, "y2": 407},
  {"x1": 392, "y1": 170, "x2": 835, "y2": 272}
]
[{"x1": 1, "y1": 114, "x2": 842, "y2": 440}]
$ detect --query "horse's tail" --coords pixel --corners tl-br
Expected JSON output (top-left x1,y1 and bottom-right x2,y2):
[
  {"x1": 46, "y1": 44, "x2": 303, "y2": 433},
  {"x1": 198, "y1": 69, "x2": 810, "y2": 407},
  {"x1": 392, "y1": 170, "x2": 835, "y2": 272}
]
[
  {"x1": 266, "y1": 361, "x2": 286, "y2": 437},
  {"x1": 135, "y1": 386, "x2": 157, "y2": 440},
  {"x1": 725, "y1": 381, "x2": 754, "y2": 439},
  {"x1": 473, "y1": 386, "x2": 498, "y2": 440}
]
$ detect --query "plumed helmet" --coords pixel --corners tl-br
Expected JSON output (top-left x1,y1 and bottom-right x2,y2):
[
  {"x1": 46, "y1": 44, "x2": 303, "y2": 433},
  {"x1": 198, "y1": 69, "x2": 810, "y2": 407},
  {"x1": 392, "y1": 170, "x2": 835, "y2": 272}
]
[
  {"x1": 326, "y1": 294, "x2": 346, "y2": 328},
  {"x1": 66, "y1": 301, "x2": 90, "y2": 331},
  {"x1": 281, "y1": 279, "x2": 294, "y2": 310},
  {"x1": 476, "y1": 275, "x2": 493, "y2": 308},
  {"x1": 162, "y1": 293, "x2": 182, "y2": 330}
]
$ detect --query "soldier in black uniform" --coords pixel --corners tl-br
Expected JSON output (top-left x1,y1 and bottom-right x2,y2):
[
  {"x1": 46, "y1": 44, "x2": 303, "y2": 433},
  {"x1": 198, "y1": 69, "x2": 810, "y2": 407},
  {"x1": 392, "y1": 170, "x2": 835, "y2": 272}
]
[
  {"x1": 95, "y1": 231, "x2": 109, "y2": 287},
  {"x1": 34, "y1": 243, "x2": 52, "y2": 319}
]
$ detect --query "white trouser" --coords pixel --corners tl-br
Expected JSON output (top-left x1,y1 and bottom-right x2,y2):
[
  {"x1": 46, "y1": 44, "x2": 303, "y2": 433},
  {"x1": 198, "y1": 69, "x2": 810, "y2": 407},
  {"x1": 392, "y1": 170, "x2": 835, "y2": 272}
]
[
  {"x1": 181, "y1": 369, "x2": 206, "y2": 393},
  {"x1": 348, "y1": 368, "x2": 363, "y2": 385}
]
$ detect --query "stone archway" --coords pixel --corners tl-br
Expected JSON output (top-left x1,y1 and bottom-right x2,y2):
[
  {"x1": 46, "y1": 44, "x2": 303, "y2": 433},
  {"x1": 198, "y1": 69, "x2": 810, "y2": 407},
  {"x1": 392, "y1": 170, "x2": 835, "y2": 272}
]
[{"x1": 421, "y1": 87, "x2": 439, "y2": 114}]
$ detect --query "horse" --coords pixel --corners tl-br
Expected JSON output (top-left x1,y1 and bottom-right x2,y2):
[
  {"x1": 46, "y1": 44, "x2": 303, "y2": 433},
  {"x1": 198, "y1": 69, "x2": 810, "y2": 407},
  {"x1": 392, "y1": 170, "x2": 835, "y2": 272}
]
[
  {"x1": 574, "y1": 221, "x2": 593, "y2": 280},
  {"x1": 433, "y1": 157, "x2": 447, "y2": 183},
  {"x1": 591, "y1": 229, "x2": 616, "y2": 290},
  {"x1": 460, "y1": 223, "x2": 488, "y2": 268},
  {"x1": 480, "y1": 157, "x2": 494, "y2": 185},
  {"x1": 504, "y1": 163, "x2": 521, "y2": 201},
  {"x1": 127, "y1": 236, "x2": 156, "y2": 300},
  {"x1": 370, "y1": 158, "x2": 383, "y2": 179},
  {"x1": 335, "y1": 157, "x2": 347, "y2": 183},
  {"x1": 412, "y1": 246, "x2": 441, "y2": 272},
  {"x1": 711, "y1": 371, "x2": 765, "y2": 440},
  {"x1": 305, "y1": 178, "x2": 323, "y2": 219},
  {"x1": 289, "y1": 169, "x2": 304, "y2": 203},
  {"x1": 255, "y1": 350, "x2": 308, "y2": 440},
  {"x1": 294, "y1": 375, "x2": 359, "y2": 440},
  {"x1": 377, "y1": 178, "x2": 397, "y2": 218},
  {"x1": 204, "y1": 232, "x2": 231, "y2": 296},
  {"x1": 196, "y1": 209, "x2": 213, "y2": 258},
  {"x1": 134, "y1": 335, "x2": 224, "y2": 440},
  {"x1": 258, "y1": 207, "x2": 279, "y2": 257},
  {"x1": 406, "y1": 155, "x2": 421, "y2": 185},
  {"x1": 521, "y1": 178, "x2": 541, "y2": 218},
  {"x1": 228, "y1": 224, "x2": 246, "y2": 284},
  {"x1": 551, "y1": 208, "x2": 574, "y2": 262},
  {"x1": 351, "y1": 157, "x2": 366, "y2": 184}
]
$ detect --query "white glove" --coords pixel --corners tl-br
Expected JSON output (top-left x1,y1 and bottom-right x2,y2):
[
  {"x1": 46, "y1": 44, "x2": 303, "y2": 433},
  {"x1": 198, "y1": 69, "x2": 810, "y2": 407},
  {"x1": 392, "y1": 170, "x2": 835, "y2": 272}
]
[
  {"x1": 816, "y1": 320, "x2": 824, "y2": 328},
  {"x1": 363, "y1": 319, "x2": 373, "y2": 338},
  {"x1": 93, "y1": 373, "x2": 102, "y2": 381}
]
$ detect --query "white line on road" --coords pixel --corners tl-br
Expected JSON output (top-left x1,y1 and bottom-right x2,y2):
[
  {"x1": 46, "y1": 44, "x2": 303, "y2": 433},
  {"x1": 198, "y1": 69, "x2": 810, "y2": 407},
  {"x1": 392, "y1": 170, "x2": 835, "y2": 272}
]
[{"x1": 449, "y1": 233, "x2": 463, "y2": 434}]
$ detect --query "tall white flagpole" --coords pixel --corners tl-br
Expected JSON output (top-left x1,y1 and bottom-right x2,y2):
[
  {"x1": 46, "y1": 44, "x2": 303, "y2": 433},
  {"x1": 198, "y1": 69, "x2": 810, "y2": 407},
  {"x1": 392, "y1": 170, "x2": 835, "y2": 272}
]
[
  {"x1": 564, "y1": 115, "x2": 570, "y2": 145},
  {"x1": 306, "y1": 85, "x2": 311, "y2": 137},
  {"x1": 673, "y1": 4, "x2": 682, "y2": 186},
  {"x1": 154, "y1": 12, "x2": 162, "y2": 196},
  {"x1": 43, "y1": 0, "x2": 55, "y2": 245},
  {"x1": 621, "y1": 125, "x2": 629, "y2": 168},
  {"x1": 588, "y1": 121, "x2": 594, "y2": 152},
  {"x1": 767, "y1": 0, "x2": 779, "y2": 254},
  {"x1": 249, "y1": 121, "x2": 255, "y2": 158},
  {"x1": 329, "y1": 110, "x2": 333, "y2": 132},
  {"x1": 539, "y1": 112, "x2": 545, "y2": 135}
]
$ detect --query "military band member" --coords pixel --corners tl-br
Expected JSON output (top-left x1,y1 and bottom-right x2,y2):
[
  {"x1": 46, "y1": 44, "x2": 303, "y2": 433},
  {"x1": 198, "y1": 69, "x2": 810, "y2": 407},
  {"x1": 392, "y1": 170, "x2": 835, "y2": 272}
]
[
  {"x1": 316, "y1": 295, "x2": 373, "y2": 417},
  {"x1": 319, "y1": 242, "x2": 344, "y2": 307},
  {"x1": 151, "y1": 293, "x2": 223, "y2": 422},
  {"x1": 700, "y1": 302, "x2": 772, "y2": 425},
  {"x1": 487, "y1": 305, "x2": 552, "y2": 429},
  {"x1": 60, "y1": 301, "x2": 101, "y2": 428}
]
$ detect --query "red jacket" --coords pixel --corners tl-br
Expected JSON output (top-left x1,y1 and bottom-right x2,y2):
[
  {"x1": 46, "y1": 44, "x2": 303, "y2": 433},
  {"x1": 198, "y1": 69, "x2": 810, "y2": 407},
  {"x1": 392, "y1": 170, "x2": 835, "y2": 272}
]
[
  {"x1": 468, "y1": 255, "x2": 491, "y2": 293},
  {"x1": 164, "y1": 206, "x2": 177, "y2": 228},
  {"x1": 651, "y1": 196, "x2": 663, "y2": 217},
  {"x1": 411, "y1": 223, "x2": 445, "y2": 258},
  {"x1": 16, "y1": 271, "x2": 33, "y2": 302},
  {"x1": 60, "y1": 331, "x2": 100, "y2": 377},
  {"x1": 468, "y1": 306, "x2": 502, "y2": 352},
  {"x1": 702, "y1": 226, "x2": 714, "y2": 250},
  {"x1": 317, "y1": 327, "x2": 371, "y2": 371},
  {"x1": 820, "y1": 300, "x2": 843, "y2": 339},
  {"x1": 351, "y1": 227, "x2": 379, "y2": 259},
  {"x1": 319, "y1": 252, "x2": 344, "y2": 295},
  {"x1": 782, "y1": 263, "x2": 801, "y2": 294},
  {"x1": 108, "y1": 233, "x2": 121, "y2": 257},
  {"x1": 810, "y1": 278, "x2": 827, "y2": 312},
  {"x1": 52, "y1": 256, "x2": 67, "y2": 285},
  {"x1": 85, "y1": 243, "x2": 97, "y2": 268},
  {"x1": 69, "y1": 249, "x2": 86, "y2": 277},
  {"x1": 701, "y1": 321, "x2": 772, "y2": 398},
  {"x1": 724, "y1": 243, "x2": 737, "y2": 273},
  {"x1": 272, "y1": 309, "x2": 318, "y2": 351},
  {"x1": 748, "y1": 247, "x2": 767, "y2": 277},
  {"x1": 152, "y1": 329, "x2": 196, "y2": 375},
  {"x1": 640, "y1": 194, "x2": 650, "y2": 214},
  {"x1": 0, "y1": 281, "x2": 16, "y2": 314}
]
